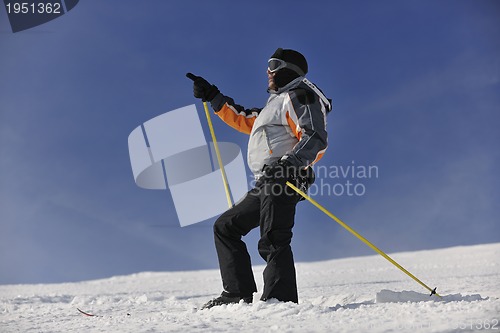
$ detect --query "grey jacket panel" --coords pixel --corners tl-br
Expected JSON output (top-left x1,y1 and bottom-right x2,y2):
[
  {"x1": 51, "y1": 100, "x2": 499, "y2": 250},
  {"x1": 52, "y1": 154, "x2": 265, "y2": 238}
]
[{"x1": 214, "y1": 77, "x2": 331, "y2": 178}]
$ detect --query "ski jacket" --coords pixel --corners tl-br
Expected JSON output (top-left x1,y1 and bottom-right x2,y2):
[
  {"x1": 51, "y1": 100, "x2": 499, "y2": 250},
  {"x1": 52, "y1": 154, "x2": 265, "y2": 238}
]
[{"x1": 210, "y1": 77, "x2": 332, "y2": 179}]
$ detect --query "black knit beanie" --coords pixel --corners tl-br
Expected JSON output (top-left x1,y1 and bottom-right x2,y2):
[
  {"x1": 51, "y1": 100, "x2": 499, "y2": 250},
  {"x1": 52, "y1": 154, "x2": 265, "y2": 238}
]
[
  {"x1": 270, "y1": 48, "x2": 308, "y2": 88},
  {"x1": 271, "y1": 48, "x2": 308, "y2": 74}
]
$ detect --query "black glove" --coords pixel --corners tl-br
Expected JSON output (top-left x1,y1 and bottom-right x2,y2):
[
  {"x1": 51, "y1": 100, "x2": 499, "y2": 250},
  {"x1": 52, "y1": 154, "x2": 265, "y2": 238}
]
[
  {"x1": 262, "y1": 159, "x2": 296, "y2": 184},
  {"x1": 262, "y1": 158, "x2": 315, "y2": 193},
  {"x1": 186, "y1": 73, "x2": 220, "y2": 102}
]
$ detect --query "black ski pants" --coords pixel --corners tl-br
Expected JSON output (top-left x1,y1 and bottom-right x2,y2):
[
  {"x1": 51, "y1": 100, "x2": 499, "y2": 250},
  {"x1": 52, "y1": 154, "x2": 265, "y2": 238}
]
[{"x1": 213, "y1": 179, "x2": 301, "y2": 303}]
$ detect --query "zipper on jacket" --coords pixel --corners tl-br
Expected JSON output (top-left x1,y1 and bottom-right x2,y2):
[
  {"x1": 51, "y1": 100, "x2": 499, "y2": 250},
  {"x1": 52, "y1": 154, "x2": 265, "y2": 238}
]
[{"x1": 262, "y1": 129, "x2": 273, "y2": 155}]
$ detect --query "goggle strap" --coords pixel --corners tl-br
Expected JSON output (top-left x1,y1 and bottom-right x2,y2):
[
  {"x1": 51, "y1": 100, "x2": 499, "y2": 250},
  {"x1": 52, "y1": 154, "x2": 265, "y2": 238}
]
[{"x1": 286, "y1": 62, "x2": 306, "y2": 77}]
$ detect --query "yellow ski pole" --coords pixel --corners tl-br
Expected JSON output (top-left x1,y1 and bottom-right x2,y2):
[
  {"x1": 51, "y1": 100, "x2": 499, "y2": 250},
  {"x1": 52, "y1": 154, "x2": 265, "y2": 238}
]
[
  {"x1": 286, "y1": 181, "x2": 441, "y2": 298},
  {"x1": 203, "y1": 101, "x2": 233, "y2": 208}
]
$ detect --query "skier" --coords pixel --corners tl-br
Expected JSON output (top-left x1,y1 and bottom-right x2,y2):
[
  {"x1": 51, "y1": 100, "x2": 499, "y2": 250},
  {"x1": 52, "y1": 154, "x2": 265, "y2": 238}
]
[{"x1": 187, "y1": 48, "x2": 332, "y2": 309}]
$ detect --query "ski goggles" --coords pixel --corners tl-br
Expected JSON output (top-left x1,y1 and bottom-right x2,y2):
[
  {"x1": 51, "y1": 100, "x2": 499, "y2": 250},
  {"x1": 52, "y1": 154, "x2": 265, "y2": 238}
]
[{"x1": 268, "y1": 58, "x2": 305, "y2": 76}]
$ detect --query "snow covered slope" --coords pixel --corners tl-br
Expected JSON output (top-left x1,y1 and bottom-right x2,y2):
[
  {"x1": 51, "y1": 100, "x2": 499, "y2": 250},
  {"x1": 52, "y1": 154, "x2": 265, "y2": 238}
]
[{"x1": 1, "y1": 243, "x2": 499, "y2": 333}]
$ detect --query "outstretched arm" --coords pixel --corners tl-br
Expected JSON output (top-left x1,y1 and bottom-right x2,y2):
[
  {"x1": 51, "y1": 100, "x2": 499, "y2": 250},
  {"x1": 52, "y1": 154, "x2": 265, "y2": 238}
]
[
  {"x1": 211, "y1": 94, "x2": 260, "y2": 135},
  {"x1": 186, "y1": 72, "x2": 260, "y2": 135}
]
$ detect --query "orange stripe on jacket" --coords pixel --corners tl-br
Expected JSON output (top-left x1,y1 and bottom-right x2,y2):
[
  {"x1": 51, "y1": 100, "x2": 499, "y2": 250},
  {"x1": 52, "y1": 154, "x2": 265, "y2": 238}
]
[
  {"x1": 217, "y1": 103, "x2": 256, "y2": 135},
  {"x1": 286, "y1": 110, "x2": 327, "y2": 167},
  {"x1": 312, "y1": 149, "x2": 326, "y2": 165},
  {"x1": 285, "y1": 111, "x2": 302, "y2": 140}
]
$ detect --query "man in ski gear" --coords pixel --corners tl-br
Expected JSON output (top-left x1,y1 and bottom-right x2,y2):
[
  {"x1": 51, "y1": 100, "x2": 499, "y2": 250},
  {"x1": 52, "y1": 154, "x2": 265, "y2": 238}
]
[{"x1": 187, "y1": 48, "x2": 331, "y2": 309}]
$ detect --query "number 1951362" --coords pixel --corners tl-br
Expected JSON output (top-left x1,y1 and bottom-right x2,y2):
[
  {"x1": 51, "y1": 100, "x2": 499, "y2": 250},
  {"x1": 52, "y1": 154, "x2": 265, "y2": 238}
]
[
  {"x1": 5, "y1": 2, "x2": 62, "y2": 14},
  {"x1": 454, "y1": 319, "x2": 499, "y2": 330}
]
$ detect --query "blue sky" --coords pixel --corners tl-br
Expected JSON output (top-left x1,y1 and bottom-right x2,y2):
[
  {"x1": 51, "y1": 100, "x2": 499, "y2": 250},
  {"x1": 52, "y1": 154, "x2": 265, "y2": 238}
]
[{"x1": 1, "y1": 0, "x2": 499, "y2": 284}]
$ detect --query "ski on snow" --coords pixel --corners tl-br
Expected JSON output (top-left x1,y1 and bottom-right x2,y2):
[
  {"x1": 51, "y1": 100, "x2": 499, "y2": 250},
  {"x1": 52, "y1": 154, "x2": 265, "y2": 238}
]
[
  {"x1": 76, "y1": 308, "x2": 131, "y2": 317},
  {"x1": 77, "y1": 308, "x2": 98, "y2": 317}
]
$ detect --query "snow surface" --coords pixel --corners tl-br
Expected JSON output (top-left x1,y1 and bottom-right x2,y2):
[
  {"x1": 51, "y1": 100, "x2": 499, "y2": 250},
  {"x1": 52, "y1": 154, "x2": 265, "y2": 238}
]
[{"x1": 1, "y1": 243, "x2": 499, "y2": 333}]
